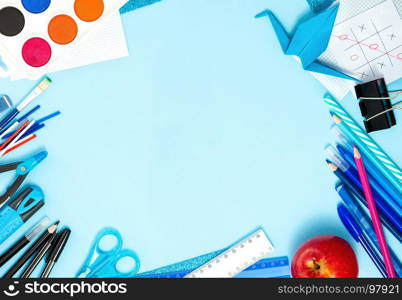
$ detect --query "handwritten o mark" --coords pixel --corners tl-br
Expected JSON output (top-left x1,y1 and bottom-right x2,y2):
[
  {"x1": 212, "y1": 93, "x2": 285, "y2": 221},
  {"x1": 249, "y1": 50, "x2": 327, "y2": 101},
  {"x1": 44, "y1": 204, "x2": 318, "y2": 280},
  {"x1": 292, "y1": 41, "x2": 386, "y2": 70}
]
[
  {"x1": 369, "y1": 43, "x2": 379, "y2": 50},
  {"x1": 397, "y1": 53, "x2": 402, "y2": 60},
  {"x1": 350, "y1": 54, "x2": 359, "y2": 61},
  {"x1": 338, "y1": 35, "x2": 348, "y2": 40}
]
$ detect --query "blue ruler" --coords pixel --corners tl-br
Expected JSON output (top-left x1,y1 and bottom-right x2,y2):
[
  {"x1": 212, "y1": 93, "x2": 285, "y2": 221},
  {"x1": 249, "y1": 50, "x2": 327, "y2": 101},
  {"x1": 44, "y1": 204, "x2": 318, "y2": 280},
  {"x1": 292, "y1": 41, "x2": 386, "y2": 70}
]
[
  {"x1": 136, "y1": 256, "x2": 290, "y2": 278},
  {"x1": 120, "y1": 0, "x2": 162, "y2": 14}
]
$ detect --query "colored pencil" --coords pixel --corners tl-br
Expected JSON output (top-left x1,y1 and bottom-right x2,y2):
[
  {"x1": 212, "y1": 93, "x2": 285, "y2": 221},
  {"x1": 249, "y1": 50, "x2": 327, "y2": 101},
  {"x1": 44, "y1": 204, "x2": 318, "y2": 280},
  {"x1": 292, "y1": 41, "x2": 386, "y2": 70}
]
[
  {"x1": 336, "y1": 183, "x2": 402, "y2": 277},
  {"x1": 325, "y1": 94, "x2": 402, "y2": 192},
  {"x1": 335, "y1": 144, "x2": 402, "y2": 212},
  {"x1": 327, "y1": 162, "x2": 402, "y2": 242},
  {"x1": 337, "y1": 144, "x2": 402, "y2": 208},
  {"x1": 354, "y1": 146, "x2": 396, "y2": 278}
]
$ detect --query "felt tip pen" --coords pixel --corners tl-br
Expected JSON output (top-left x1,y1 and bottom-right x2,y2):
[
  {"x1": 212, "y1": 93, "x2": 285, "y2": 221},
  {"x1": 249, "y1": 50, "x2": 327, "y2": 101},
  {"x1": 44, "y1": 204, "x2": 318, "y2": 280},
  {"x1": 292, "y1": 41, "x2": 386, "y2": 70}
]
[
  {"x1": 337, "y1": 204, "x2": 387, "y2": 278},
  {"x1": 41, "y1": 228, "x2": 71, "y2": 278},
  {"x1": 0, "y1": 77, "x2": 51, "y2": 130},
  {"x1": 0, "y1": 217, "x2": 50, "y2": 268}
]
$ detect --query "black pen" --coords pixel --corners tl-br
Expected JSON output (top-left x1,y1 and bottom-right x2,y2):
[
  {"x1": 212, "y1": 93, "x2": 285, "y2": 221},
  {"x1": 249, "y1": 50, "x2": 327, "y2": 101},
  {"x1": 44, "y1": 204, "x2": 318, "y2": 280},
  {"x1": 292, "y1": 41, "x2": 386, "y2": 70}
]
[
  {"x1": 0, "y1": 217, "x2": 49, "y2": 268},
  {"x1": 20, "y1": 231, "x2": 57, "y2": 278},
  {"x1": 40, "y1": 228, "x2": 71, "y2": 278},
  {"x1": 3, "y1": 221, "x2": 59, "y2": 278}
]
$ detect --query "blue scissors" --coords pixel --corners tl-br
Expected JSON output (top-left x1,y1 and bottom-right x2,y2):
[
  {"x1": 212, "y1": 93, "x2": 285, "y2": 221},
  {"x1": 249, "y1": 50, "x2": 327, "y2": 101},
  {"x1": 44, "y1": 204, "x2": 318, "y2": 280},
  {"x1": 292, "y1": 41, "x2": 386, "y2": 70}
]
[{"x1": 76, "y1": 228, "x2": 141, "y2": 278}]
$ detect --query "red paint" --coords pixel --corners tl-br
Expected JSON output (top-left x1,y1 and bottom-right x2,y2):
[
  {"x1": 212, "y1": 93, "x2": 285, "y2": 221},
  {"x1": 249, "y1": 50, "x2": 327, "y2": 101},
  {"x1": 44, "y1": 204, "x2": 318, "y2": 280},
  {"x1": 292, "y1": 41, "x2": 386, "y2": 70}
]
[
  {"x1": 22, "y1": 37, "x2": 52, "y2": 67},
  {"x1": 291, "y1": 235, "x2": 358, "y2": 278}
]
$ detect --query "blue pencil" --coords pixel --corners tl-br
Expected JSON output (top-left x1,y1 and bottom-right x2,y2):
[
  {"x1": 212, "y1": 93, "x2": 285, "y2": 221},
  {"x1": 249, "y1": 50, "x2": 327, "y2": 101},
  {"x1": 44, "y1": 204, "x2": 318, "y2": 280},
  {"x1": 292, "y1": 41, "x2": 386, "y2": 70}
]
[
  {"x1": 327, "y1": 161, "x2": 402, "y2": 242},
  {"x1": 336, "y1": 183, "x2": 402, "y2": 277},
  {"x1": 337, "y1": 144, "x2": 402, "y2": 209},
  {"x1": 327, "y1": 144, "x2": 401, "y2": 216}
]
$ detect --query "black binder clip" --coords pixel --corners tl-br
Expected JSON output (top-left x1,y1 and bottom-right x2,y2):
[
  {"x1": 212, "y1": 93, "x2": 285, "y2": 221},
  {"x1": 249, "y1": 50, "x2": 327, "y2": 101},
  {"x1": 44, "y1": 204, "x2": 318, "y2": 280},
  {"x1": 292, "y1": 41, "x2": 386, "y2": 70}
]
[{"x1": 355, "y1": 78, "x2": 399, "y2": 133}]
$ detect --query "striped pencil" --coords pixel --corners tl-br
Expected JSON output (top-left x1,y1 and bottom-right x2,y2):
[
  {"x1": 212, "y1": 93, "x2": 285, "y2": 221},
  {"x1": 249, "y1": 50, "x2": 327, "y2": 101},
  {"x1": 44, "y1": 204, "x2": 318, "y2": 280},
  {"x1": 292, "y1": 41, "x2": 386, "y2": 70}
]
[
  {"x1": 354, "y1": 146, "x2": 397, "y2": 278},
  {"x1": 324, "y1": 94, "x2": 402, "y2": 192}
]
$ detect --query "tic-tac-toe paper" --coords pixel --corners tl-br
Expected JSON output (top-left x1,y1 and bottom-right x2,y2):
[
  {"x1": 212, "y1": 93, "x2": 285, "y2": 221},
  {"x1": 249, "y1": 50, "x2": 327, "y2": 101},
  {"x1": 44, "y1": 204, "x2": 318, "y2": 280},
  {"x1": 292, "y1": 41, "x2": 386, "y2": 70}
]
[
  {"x1": 312, "y1": 0, "x2": 402, "y2": 99},
  {"x1": 324, "y1": 0, "x2": 402, "y2": 83}
]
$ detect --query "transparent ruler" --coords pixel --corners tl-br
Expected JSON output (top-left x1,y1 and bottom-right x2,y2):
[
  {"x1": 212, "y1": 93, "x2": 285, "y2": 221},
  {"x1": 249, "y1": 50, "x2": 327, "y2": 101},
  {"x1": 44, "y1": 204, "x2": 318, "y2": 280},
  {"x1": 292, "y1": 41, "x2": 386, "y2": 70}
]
[{"x1": 185, "y1": 229, "x2": 274, "y2": 278}]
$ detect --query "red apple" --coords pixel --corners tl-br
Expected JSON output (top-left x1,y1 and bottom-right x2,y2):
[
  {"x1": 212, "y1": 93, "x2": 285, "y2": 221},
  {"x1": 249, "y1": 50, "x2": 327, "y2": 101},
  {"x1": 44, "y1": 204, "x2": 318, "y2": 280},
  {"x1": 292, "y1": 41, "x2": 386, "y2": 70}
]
[{"x1": 291, "y1": 235, "x2": 358, "y2": 278}]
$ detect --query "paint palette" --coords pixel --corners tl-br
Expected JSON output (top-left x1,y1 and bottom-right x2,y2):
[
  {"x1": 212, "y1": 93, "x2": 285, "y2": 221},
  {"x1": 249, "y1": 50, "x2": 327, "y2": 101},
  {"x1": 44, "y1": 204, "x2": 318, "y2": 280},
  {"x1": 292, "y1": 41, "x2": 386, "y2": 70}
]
[{"x1": 0, "y1": 0, "x2": 128, "y2": 79}]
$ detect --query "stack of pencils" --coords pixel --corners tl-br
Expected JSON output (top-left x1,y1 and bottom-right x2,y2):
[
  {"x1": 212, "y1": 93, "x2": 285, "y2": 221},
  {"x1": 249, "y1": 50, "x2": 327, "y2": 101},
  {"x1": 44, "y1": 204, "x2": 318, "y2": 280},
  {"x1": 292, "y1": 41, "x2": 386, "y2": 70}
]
[
  {"x1": 0, "y1": 77, "x2": 60, "y2": 157},
  {"x1": 324, "y1": 94, "x2": 401, "y2": 278}
]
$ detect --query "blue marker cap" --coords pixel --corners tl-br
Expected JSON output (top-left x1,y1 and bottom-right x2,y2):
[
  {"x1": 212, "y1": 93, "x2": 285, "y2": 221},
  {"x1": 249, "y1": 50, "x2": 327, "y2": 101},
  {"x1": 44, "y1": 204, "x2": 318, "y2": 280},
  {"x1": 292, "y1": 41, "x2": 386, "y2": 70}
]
[{"x1": 337, "y1": 203, "x2": 363, "y2": 242}]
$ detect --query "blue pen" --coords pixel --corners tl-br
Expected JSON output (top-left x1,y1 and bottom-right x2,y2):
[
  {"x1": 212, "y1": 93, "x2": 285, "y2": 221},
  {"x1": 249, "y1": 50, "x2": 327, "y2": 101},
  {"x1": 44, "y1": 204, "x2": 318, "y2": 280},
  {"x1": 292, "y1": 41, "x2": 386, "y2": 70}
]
[
  {"x1": 327, "y1": 160, "x2": 402, "y2": 237},
  {"x1": 17, "y1": 105, "x2": 41, "y2": 123},
  {"x1": 336, "y1": 183, "x2": 402, "y2": 276},
  {"x1": 326, "y1": 145, "x2": 401, "y2": 215},
  {"x1": 337, "y1": 144, "x2": 402, "y2": 209},
  {"x1": 36, "y1": 111, "x2": 60, "y2": 124},
  {"x1": 337, "y1": 204, "x2": 388, "y2": 278},
  {"x1": 2, "y1": 111, "x2": 59, "y2": 140}
]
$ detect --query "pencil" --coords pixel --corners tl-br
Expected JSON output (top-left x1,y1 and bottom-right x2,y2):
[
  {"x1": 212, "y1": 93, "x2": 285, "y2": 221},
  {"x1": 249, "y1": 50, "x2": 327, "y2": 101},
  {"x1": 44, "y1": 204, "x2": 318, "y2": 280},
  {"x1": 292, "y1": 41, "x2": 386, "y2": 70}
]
[
  {"x1": 325, "y1": 94, "x2": 402, "y2": 192},
  {"x1": 0, "y1": 217, "x2": 49, "y2": 268},
  {"x1": 336, "y1": 144, "x2": 402, "y2": 210},
  {"x1": 327, "y1": 161, "x2": 402, "y2": 242},
  {"x1": 40, "y1": 228, "x2": 71, "y2": 278},
  {"x1": 20, "y1": 233, "x2": 57, "y2": 278},
  {"x1": 3, "y1": 221, "x2": 59, "y2": 278},
  {"x1": 354, "y1": 146, "x2": 396, "y2": 278}
]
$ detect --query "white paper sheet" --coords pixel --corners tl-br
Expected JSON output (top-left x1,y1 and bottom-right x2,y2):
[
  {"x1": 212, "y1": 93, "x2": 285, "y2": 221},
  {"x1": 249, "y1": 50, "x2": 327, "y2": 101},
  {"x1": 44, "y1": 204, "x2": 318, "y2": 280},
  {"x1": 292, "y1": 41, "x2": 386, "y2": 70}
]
[{"x1": 314, "y1": 0, "x2": 402, "y2": 99}]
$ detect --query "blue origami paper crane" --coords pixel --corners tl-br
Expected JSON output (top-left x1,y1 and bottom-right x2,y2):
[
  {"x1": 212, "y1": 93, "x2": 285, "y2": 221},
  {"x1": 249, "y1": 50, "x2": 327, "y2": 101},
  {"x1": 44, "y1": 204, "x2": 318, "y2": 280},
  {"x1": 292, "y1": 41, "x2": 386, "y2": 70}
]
[{"x1": 256, "y1": 4, "x2": 357, "y2": 81}]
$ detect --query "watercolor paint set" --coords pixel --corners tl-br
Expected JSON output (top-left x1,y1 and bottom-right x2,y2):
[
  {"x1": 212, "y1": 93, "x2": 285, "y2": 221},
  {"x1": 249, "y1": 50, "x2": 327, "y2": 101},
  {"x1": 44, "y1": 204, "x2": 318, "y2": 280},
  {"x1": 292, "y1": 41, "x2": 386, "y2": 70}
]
[{"x1": 0, "y1": 0, "x2": 127, "y2": 79}]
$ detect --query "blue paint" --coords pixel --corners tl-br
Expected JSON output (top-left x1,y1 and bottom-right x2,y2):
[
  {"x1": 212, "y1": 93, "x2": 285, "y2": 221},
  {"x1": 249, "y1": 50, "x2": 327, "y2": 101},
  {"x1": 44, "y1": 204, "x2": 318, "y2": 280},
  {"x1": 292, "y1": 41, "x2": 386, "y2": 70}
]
[{"x1": 21, "y1": 0, "x2": 51, "y2": 14}]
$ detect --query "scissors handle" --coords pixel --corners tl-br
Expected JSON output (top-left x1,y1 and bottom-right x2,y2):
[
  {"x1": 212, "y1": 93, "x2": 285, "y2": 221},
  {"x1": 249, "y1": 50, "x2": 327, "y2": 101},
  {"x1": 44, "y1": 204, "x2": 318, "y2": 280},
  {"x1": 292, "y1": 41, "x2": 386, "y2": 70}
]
[
  {"x1": 77, "y1": 228, "x2": 140, "y2": 278},
  {"x1": 91, "y1": 249, "x2": 141, "y2": 278}
]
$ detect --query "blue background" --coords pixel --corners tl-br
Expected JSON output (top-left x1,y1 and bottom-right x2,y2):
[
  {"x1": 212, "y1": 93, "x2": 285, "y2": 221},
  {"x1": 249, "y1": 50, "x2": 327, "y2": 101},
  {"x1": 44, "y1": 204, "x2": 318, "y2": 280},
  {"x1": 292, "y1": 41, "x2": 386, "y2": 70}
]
[{"x1": 0, "y1": 0, "x2": 401, "y2": 278}]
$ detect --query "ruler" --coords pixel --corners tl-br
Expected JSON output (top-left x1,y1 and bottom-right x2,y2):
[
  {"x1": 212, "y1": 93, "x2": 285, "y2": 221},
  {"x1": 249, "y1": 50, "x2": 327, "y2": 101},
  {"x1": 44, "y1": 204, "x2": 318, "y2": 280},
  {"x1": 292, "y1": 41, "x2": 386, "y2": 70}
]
[
  {"x1": 136, "y1": 256, "x2": 289, "y2": 278},
  {"x1": 184, "y1": 229, "x2": 274, "y2": 278}
]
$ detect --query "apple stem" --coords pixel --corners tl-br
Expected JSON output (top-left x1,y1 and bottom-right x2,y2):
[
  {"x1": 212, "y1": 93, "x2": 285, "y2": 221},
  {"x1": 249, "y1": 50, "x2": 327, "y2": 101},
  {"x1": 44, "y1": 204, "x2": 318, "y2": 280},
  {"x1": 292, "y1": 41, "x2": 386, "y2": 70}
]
[{"x1": 312, "y1": 258, "x2": 321, "y2": 270}]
